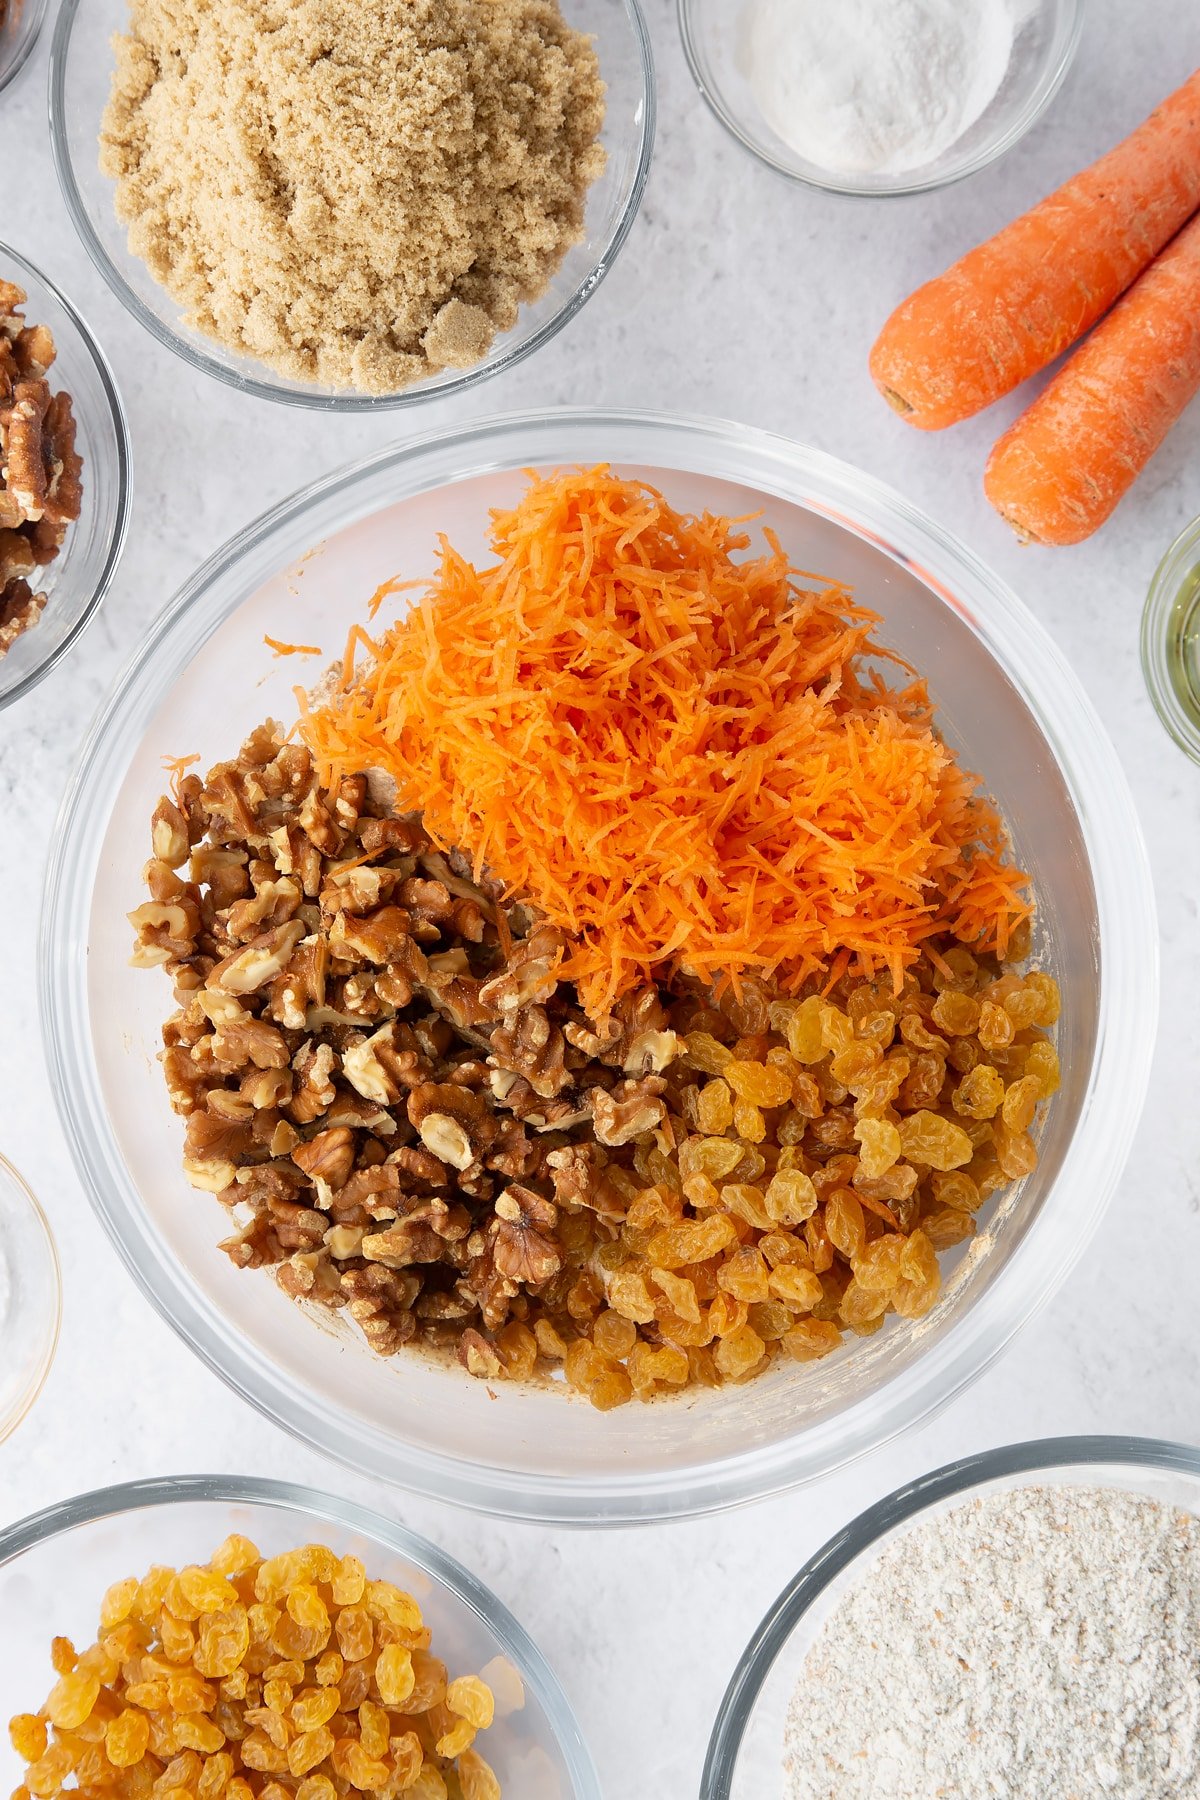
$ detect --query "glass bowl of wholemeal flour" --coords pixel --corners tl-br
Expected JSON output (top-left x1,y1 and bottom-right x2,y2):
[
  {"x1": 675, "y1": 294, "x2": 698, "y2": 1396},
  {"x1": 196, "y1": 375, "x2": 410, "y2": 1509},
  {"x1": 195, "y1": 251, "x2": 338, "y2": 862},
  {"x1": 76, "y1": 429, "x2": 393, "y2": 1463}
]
[
  {"x1": 703, "y1": 1436, "x2": 1200, "y2": 1800},
  {"x1": 48, "y1": 0, "x2": 654, "y2": 410},
  {"x1": 679, "y1": 0, "x2": 1082, "y2": 196}
]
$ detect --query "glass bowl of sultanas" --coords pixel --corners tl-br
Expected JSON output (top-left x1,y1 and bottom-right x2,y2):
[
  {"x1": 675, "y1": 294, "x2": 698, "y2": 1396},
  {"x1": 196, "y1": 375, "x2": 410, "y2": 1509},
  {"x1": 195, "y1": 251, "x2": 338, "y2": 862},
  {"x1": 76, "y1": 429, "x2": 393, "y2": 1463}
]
[
  {"x1": 0, "y1": 1476, "x2": 602, "y2": 1800},
  {"x1": 41, "y1": 409, "x2": 1158, "y2": 1524}
]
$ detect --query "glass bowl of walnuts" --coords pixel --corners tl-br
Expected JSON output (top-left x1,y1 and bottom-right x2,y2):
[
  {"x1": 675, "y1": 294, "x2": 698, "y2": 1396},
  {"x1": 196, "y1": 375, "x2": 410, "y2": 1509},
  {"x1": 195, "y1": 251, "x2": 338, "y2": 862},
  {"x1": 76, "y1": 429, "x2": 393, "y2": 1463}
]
[{"x1": 0, "y1": 241, "x2": 130, "y2": 711}]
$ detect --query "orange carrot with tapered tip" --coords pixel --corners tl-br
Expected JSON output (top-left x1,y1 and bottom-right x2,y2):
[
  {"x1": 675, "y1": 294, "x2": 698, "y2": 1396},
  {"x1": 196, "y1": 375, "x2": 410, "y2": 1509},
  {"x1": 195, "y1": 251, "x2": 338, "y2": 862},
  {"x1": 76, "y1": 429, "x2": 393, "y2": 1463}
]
[
  {"x1": 984, "y1": 211, "x2": 1200, "y2": 545},
  {"x1": 870, "y1": 68, "x2": 1200, "y2": 430}
]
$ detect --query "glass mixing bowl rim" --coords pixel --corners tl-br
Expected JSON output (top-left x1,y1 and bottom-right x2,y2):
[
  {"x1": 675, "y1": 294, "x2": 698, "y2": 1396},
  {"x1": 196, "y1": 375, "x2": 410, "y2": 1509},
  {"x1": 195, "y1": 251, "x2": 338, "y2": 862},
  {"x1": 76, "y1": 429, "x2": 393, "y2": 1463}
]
[
  {"x1": 0, "y1": 1471, "x2": 602, "y2": 1800},
  {"x1": 0, "y1": 0, "x2": 51, "y2": 97},
  {"x1": 38, "y1": 406, "x2": 1159, "y2": 1524},
  {"x1": 675, "y1": 0, "x2": 1084, "y2": 198},
  {"x1": 1140, "y1": 511, "x2": 1200, "y2": 764},
  {"x1": 47, "y1": 0, "x2": 657, "y2": 413},
  {"x1": 0, "y1": 237, "x2": 132, "y2": 711},
  {"x1": 0, "y1": 1148, "x2": 63, "y2": 1442},
  {"x1": 700, "y1": 1432, "x2": 1200, "y2": 1797}
]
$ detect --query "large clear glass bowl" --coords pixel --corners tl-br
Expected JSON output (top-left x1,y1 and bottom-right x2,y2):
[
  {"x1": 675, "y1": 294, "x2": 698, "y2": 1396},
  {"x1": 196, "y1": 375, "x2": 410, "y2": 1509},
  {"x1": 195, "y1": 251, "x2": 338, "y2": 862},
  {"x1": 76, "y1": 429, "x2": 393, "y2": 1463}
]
[
  {"x1": 678, "y1": 0, "x2": 1082, "y2": 197},
  {"x1": 702, "y1": 1435, "x2": 1200, "y2": 1797},
  {"x1": 40, "y1": 409, "x2": 1157, "y2": 1524},
  {"x1": 48, "y1": 0, "x2": 654, "y2": 410},
  {"x1": 0, "y1": 240, "x2": 131, "y2": 711},
  {"x1": 0, "y1": 1476, "x2": 600, "y2": 1800}
]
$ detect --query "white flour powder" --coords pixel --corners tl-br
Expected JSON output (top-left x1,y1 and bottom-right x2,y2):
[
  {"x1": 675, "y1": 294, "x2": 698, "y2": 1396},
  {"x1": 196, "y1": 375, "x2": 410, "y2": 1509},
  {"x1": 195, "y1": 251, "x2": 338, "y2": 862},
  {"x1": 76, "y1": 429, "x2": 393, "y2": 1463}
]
[
  {"x1": 785, "y1": 1485, "x2": 1200, "y2": 1799},
  {"x1": 743, "y1": 0, "x2": 1015, "y2": 177}
]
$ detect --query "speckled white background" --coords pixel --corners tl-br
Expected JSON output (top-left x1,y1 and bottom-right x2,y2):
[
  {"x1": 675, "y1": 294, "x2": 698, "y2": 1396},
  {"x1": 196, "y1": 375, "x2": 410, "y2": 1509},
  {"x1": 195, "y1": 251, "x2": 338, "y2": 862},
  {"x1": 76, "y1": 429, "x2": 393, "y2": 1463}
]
[{"x1": 2, "y1": 3, "x2": 1199, "y2": 1795}]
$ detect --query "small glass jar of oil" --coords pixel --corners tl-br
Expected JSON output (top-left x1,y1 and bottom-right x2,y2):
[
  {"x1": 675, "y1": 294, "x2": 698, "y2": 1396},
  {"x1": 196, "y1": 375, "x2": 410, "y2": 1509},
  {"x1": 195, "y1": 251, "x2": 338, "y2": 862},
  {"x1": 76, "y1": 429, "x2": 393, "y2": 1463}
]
[{"x1": 1142, "y1": 516, "x2": 1200, "y2": 764}]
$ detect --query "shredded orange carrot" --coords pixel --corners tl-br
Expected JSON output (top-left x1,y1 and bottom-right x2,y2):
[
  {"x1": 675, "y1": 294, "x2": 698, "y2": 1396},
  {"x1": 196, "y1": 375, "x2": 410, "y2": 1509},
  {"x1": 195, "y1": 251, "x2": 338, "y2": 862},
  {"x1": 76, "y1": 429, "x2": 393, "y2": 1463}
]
[
  {"x1": 161, "y1": 751, "x2": 200, "y2": 807},
  {"x1": 302, "y1": 468, "x2": 1031, "y2": 1015},
  {"x1": 366, "y1": 575, "x2": 421, "y2": 620},
  {"x1": 341, "y1": 624, "x2": 380, "y2": 690},
  {"x1": 264, "y1": 635, "x2": 322, "y2": 657}
]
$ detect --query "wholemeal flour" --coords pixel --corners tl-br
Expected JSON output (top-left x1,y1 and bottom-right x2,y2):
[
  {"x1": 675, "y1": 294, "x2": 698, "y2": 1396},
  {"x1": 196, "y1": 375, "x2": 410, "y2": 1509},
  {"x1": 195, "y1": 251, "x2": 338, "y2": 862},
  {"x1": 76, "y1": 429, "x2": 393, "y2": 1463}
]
[
  {"x1": 786, "y1": 1484, "x2": 1200, "y2": 1799},
  {"x1": 100, "y1": 0, "x2": 606, "y2": 393}
]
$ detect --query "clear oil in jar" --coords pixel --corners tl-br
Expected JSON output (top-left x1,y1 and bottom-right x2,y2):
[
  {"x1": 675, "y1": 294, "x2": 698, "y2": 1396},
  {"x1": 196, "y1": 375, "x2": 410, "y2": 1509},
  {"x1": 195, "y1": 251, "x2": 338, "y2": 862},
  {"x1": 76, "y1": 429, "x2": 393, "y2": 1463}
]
[{"x1": 1165, "y1": 562, "x2": 1200, "y2": 732}]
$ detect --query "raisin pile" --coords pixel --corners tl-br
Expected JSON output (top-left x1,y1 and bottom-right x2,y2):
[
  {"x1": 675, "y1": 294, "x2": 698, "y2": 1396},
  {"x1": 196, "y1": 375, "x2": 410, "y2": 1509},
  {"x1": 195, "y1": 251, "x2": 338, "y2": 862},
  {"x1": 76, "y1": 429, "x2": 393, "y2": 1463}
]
[
  {"x1": 8, "y1": 1539, "x2": 499, "y2": 1800},
  {"x1": 588, "y1": 954, "x2": 1060, "y2": 1400}
]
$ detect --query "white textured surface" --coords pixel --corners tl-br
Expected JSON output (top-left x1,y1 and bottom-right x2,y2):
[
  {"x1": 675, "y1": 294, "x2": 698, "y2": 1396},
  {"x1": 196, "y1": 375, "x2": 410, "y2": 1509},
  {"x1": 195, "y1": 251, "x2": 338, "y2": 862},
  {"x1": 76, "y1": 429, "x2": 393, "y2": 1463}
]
[{"x1": 2, "y1": 4, "x2": 1199, "y2": 1796}]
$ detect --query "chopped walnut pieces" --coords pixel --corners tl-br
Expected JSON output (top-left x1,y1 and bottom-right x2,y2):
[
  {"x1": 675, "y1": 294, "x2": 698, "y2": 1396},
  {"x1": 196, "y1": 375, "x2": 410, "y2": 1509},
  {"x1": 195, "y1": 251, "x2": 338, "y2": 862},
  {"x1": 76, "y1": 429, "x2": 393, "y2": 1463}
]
[
  {"x1": 590, "y1": 1078, "x2": 666, "y2": 1146},
  {"x1": 492, "y1": 1185, "x2": 561, "y2": 1285},
  {"x1": 291, "y1": 1125, "x2": 356, "y2": 1190},
  {"x1": 564, "y1": 986, "x2": 678, "y2": 1075},
  {"x1": 458, "y1": 1326, "x2": 503, "y2": 1380},
  {"x1": 416, "y1": 1111, "x2": 473, "y2": 1170},
  {"x1": 0, "y1": 283, "x2": 83, "y2": 658},
  {"x1": 133, "y1": 723, "x2": 1060, "y2": 1407},
  {"x1": 0, "y1": 579, "x2": 44, "y2": 656}
]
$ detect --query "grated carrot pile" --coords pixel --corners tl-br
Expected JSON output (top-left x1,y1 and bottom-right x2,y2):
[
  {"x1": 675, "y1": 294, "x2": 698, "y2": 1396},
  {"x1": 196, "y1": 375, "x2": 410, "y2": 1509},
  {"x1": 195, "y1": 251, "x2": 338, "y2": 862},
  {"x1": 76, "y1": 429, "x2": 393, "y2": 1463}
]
[{"x1": 301, "y1": 468, "x2": 1031, "y2": 1015}]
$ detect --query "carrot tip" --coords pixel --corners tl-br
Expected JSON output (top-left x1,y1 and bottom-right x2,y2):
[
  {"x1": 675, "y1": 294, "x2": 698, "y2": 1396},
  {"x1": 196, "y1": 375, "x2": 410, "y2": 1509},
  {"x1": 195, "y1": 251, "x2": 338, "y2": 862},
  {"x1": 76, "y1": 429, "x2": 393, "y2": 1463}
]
[
  {"x1": 995, "y1": 509, "x2": 1040, "y2": 545},
  {"x1": 879, "y1": 384, "x2": 914, "y2": 417}
]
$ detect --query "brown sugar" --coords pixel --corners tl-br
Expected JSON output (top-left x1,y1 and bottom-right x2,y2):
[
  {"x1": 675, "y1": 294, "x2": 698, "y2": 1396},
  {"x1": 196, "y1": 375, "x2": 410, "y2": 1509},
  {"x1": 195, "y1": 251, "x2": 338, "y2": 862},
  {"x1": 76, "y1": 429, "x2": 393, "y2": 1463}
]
[{"x1": 100, "y1": 0, "x2": 607, "y2": 394}]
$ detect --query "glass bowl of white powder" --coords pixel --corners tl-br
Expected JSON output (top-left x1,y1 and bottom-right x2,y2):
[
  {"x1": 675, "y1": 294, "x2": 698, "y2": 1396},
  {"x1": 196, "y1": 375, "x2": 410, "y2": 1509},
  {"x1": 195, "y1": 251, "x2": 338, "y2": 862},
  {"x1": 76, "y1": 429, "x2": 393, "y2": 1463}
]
[
  {"x1": 702, "y1": 1435, "x2": 1200, "y2": 1799},
  {"x1": 678, "y1": 0, "x2": 1083, "y2": 196},
  {"x1": 0, "y1": 1152, "x2": 61, "y2": 1444}
]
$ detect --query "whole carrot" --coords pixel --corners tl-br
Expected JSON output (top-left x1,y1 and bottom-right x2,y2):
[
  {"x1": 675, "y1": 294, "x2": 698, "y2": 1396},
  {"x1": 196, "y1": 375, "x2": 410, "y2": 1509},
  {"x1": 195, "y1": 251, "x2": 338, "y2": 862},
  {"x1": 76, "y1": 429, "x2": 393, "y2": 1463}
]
[
  {"x1": 983, "y1": 211, "x2": 1200, "y2": 545},
  {"x1": 870, "y1": 68, "x2": 1200, "y2": 430}
]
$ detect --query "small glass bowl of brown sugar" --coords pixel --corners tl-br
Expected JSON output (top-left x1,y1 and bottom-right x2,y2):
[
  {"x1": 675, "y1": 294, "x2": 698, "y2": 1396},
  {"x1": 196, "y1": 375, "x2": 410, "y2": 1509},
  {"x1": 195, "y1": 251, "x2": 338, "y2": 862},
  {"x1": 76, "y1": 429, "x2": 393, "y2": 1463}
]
[
  {"x1": 0, "y1": 1152, "x2": 61, "y2": 1443},
  {"x1": 49, "y1": 0, "x2": 655, "y2": 410}
]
